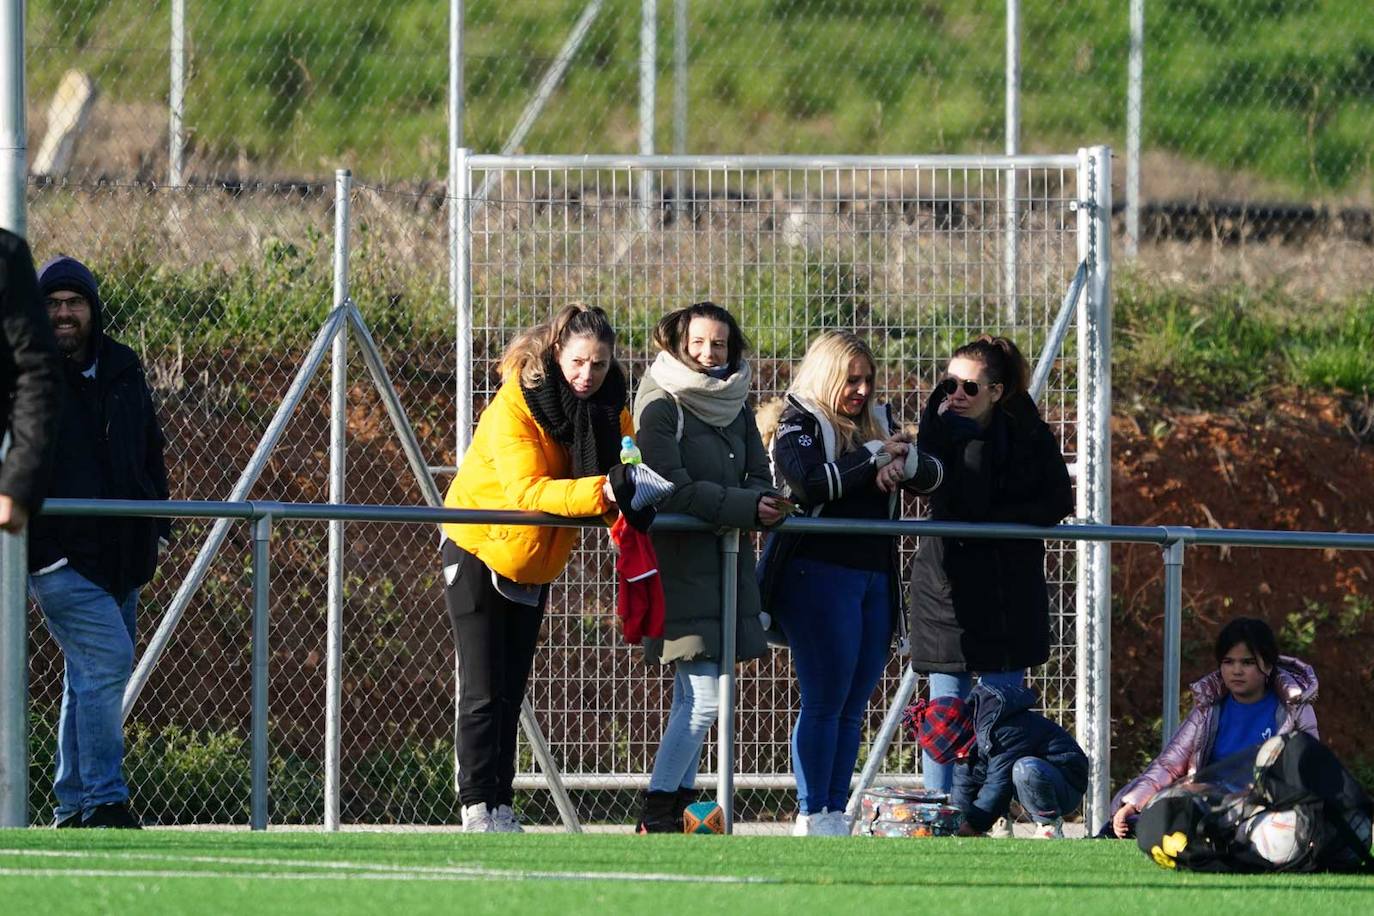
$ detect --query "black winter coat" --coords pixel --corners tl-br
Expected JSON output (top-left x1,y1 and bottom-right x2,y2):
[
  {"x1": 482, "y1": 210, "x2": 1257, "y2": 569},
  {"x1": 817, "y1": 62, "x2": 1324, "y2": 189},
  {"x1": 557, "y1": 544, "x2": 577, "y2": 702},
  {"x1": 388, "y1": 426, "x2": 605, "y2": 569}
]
[
  {"x1": 951, "y1": 683, "x2": 1089, "y2": 832},
  {"x1": 907, "y1": 390, "x2": 1072, "y2": 673},
  {"x1": 0, "y1": 231, "x2": 62, "y2": 513},
  {"x1": 29, "y1": 335, "x2": 170, "y2": 600}
]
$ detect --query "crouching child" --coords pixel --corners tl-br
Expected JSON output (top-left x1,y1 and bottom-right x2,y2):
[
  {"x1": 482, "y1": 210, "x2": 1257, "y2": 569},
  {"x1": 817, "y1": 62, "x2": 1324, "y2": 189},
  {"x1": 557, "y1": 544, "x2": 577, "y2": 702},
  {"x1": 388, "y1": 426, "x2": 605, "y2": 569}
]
[{"x1": 908, "y1": 683, "x2": 1088, "y2": 838}]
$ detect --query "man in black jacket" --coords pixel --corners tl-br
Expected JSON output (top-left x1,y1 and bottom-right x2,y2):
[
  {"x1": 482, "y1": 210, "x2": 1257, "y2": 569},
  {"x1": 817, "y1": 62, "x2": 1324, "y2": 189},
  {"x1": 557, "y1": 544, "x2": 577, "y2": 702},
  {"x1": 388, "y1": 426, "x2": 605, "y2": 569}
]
[
  {"x1": 28, "y1": 255, "x2": 169, "y2": 829},
  {"x1": 0, "y1": 230, "x2": 62, "y2": 532}
]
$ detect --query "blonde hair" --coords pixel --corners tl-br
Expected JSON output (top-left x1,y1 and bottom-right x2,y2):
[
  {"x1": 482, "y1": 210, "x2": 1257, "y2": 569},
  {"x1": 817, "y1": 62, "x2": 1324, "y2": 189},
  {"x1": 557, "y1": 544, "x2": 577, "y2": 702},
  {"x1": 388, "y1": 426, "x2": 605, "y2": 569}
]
[
  {"x1": 787, "y1": 331, "x2": 886, "y2": 452},
  {"x1": 499, "y1": 303, "x2": 617, "y2": 387}
]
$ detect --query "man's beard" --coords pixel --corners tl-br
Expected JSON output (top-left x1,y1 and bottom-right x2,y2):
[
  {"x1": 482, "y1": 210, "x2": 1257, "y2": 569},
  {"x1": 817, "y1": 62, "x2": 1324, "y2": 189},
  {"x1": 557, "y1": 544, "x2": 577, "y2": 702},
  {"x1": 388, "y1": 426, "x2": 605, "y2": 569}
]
[{"x1": 54, "y1": 326, "x2": 87, "y2": 358}]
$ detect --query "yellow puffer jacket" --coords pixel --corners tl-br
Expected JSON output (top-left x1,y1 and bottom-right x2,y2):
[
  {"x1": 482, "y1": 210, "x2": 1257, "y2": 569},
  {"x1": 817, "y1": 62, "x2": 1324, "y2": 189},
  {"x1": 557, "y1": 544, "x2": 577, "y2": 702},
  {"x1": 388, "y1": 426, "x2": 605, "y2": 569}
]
[{"x1": 442, "y1": 377, "x2": 633, "y2": 584}]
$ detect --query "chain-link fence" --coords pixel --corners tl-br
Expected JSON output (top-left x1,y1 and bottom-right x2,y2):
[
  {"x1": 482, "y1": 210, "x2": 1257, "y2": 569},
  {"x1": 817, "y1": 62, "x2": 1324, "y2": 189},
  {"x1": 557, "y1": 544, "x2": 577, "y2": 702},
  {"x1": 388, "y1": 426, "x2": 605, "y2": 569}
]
[
  {"x1": 468, "y1": 155, "x2": 1095, "y2": 827},
  {"x1": 23, "y1": 149, "x2": 1107, "y2": 827},
  {"x1": 27, "y1": 2, "x2": 1374, "y2": 198}
]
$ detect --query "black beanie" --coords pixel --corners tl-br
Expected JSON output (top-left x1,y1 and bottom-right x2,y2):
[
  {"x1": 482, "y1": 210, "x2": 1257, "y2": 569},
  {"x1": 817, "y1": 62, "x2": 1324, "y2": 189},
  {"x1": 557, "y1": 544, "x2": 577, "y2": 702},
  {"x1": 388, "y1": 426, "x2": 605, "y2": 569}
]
[{"x1": 37, "y1": 255, "x2": 103, "y2": 366}]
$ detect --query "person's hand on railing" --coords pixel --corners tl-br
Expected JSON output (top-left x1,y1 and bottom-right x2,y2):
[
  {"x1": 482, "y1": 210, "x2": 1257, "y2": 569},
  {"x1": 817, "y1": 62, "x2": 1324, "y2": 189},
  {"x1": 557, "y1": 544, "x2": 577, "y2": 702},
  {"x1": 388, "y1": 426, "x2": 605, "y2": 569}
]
[{"x1": 757, "y1": 495, "x2": 788, "y2": 527}]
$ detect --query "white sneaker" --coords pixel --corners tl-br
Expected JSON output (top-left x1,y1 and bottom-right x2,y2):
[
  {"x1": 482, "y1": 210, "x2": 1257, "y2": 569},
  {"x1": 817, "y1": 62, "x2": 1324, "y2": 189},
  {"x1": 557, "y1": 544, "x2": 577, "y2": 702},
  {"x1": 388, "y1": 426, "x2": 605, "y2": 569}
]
[
  {"x1": 462, "y1": 802, "x2": 496, "y2": 833},
  {"x1": 792, "y1": 811, "x2": 815, "y2": 836},
  {"x1": 491, "y1": 804, "x2": 524, "y2": 834},
  {"x1": 988, "y1": 816, "x2": 1014, "y2": 838},
  {"x1": 1031, "y1": 818, "x2": 1064, "y2": 839}
]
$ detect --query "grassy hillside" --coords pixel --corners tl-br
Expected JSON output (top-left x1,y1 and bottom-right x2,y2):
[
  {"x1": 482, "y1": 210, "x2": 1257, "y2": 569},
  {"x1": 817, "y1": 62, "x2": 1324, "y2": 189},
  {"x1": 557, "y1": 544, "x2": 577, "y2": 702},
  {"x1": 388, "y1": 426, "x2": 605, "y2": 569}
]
[{"x1": 27, "y1": 0, "x2": 1374, "y2": 192}]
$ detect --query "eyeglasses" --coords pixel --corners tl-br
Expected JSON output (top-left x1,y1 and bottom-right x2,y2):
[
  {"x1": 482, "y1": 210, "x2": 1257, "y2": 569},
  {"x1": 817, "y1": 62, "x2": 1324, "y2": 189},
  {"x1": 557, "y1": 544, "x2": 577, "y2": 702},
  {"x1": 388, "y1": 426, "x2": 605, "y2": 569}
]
[
  {"x1": 939, "y1": 376, "x2": 988, "y2": 398},
  {"x1": 44, "y1": 295, "x2": 88, "y2": 311}
]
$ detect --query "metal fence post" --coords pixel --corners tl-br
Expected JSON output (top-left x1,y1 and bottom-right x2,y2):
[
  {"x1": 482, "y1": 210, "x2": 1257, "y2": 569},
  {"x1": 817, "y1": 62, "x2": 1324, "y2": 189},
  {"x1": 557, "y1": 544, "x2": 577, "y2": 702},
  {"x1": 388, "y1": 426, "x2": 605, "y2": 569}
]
[
  {"x1": 251, "y1": 513, "x2": 272, "y2": 831},
  {"x1": 450, "y1": 0, "x2": 463, "y2": 151},
  {"x1": 0, "y1": 530, "x2": 25, "y2": 828},
  {"x1": 324, "y1": 169, "x2": 350, "y2": 832},
  {"x1": 673, "y1": 0, "x2": 687, "y2": 156},
  {"x1": 1075, "y1": 145, "x2": 1113, "y2": 833},
  {"x1": 169, "y1": 0, "x2": 185, "y2": 187},
  {"x1": 0, "y1": 0, "x2": 28, "y2": 831},
  {"x1": 1161, "y1": 536, "x2": 1185, "y2": 747},
  {"x1": 1126, "y1": 0, "x2": 1144, "y2": 258},
  {"x1": 638, "y1": 0, "x2": 657, "y2": 230},
  {"x1": 452, "y1": 147, "x2": 473, "y2": 463},
  {"x1": 1004, "y1": 0, "x2": 1020, "y2": 325},
  {"x1": 717, "y1": 529, "x2": 739, "y2": 834}
]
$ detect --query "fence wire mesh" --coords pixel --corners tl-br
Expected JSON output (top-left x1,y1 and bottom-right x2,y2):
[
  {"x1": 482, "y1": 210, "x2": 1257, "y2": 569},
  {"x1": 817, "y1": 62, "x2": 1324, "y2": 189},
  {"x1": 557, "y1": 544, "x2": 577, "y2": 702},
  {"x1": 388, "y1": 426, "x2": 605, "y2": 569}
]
[
  {"x1": 23, "y1": 156, "x2": 1091, "y2": 827},
  {"x1": 468, "y1": 159, "x2": 1085, "y2": 826}
]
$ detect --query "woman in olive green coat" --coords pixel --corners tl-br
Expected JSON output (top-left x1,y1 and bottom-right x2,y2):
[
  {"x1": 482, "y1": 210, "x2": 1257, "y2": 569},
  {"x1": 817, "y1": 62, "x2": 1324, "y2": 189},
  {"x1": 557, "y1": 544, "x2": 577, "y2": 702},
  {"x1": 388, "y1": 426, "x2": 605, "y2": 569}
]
[{"x1": 630, "y1": 302, "x2": 787, "y2": 832}]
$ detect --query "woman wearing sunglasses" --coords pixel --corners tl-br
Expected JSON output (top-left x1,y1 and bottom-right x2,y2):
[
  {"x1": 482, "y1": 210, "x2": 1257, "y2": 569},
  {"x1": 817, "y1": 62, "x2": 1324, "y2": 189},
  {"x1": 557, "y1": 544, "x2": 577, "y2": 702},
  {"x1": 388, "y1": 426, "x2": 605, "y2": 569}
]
[{"x1": 907, "y1": 335, "x2": 1073, "y2": 798}]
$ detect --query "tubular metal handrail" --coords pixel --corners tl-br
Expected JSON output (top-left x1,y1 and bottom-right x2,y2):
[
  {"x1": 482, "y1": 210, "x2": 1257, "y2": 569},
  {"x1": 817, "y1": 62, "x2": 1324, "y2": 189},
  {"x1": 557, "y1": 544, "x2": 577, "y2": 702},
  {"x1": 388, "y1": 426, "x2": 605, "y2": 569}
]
[{"x1": 7, "y1": 497, "x2": 1373, "y2": 833}]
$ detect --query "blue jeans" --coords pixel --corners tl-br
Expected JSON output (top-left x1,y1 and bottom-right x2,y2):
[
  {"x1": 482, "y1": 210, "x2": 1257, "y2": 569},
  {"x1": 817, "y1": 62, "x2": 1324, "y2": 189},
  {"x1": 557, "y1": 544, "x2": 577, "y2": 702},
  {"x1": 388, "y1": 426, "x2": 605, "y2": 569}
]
[
  {"x1": 648, "y1": 658, "x2": 720, "y2": 793},
  {"x1": 29, "y1": 567, "x2": 138, "y2": 820},
  {"x1": 1012, "y1": 756, "x2": 1083, "y2": 824},
  {"x1": 777, "y1": 557, "x2": 892, "y2": 816},
  {"x1": 922, "y1": 669, "x2": 1025, "y2": 794}
]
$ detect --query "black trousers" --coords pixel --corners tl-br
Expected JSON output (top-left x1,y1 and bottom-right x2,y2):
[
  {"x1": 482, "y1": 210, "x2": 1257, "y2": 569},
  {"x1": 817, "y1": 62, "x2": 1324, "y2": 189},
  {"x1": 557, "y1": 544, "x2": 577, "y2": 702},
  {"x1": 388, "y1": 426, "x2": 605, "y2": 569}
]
[{"x1": 442, "y1": 540, "x2": 546, "y2": 808}]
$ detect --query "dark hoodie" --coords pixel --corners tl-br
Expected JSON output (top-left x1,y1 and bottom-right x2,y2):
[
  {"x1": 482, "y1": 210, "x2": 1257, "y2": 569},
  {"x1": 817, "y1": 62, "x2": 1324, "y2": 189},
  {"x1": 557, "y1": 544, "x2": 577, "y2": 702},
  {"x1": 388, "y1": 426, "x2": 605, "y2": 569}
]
[
  {"x1": 28, "y1": 256, "x2": 170, "y2": 600},
  {"x1": 951, "y1": 683, "x2": 1089, "y2": 832}
]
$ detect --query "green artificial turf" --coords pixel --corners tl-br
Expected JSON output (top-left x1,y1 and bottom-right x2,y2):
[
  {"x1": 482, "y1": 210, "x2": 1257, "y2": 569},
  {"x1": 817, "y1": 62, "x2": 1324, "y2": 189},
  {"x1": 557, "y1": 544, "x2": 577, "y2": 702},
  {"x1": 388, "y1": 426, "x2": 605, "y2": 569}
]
[{"x1": 1, "y1": 829, "x2": 1370, "y2": 915}]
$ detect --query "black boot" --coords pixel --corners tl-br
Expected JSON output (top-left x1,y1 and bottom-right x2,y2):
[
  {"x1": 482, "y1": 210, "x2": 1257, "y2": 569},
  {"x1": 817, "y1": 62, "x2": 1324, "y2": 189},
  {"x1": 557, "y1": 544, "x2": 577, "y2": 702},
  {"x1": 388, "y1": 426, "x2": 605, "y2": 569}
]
[
  {"x1": 82, "y1": 802, "x2": 142, "y2": 829},
  {"x1": 636, "y1": 790, "x2": 679, "y2": 834},
  {"x1": 672, "y1": 788, "x2": 699, "y2": 826}
]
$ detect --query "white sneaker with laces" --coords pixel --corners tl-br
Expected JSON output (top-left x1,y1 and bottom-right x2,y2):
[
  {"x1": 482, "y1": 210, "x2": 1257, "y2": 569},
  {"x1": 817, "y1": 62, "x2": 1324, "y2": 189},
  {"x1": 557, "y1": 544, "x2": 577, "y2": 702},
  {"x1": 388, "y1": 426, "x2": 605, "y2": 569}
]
[
  {"x1": 1032, "y1": 818, "x2": 1065, "y2": 839},
  {"x1": 491, "y1": 804, "x2": 523, "y2": 834},
  {"x1": 988, "y1": 816, "x2": 1014, "y2": 838},
  {"x1": 462, "y1": 802, "x2": 496, "y2": 833},
  {"x1": 792, "y1": 811, "x2": 814, "y2": 836}
]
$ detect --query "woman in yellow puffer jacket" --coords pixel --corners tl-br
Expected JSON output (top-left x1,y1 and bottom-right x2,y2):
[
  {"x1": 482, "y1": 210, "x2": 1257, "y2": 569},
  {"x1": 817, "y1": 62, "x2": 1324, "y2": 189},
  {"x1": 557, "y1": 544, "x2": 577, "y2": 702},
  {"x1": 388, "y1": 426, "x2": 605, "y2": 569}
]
[{"x1": 441, "y1": 303, "x2": 632, "y2": 833}]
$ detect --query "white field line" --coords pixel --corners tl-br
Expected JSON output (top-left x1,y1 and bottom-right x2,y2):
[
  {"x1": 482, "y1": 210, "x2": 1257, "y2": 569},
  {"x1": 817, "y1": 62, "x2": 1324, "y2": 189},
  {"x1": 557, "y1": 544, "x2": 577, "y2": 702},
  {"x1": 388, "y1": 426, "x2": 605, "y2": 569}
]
[{"x1": 0, "y1": 848, "x2": 775, "y2": 886}]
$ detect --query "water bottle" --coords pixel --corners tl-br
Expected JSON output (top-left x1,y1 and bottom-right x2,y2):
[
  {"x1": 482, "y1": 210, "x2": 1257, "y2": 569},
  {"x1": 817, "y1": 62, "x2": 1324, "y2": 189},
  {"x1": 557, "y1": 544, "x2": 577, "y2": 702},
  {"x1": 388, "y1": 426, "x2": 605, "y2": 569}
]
[{"x1": 619, "y1": 435, "x2": 643, "y2": 465}]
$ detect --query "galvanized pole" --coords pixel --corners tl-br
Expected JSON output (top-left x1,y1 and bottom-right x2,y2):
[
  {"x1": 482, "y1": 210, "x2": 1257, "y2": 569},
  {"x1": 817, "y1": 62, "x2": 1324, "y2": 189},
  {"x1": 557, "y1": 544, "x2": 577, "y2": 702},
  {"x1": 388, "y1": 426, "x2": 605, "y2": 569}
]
[
  {"x1": 0, "y1": 0, "x2": 27, "y2": 830},
  {"x1": 122, "y1": 306, "x2": 349, "y2": 718},
  {"x1": 169, "y1": 0, "x2": 185, "y2": 186},
  {"x1": 638, "y1": 0, "x2": 656, "y2": 231},
  {"x1": 716, "y1": 529, "x2": 739, "y2": 834},
  {"x1": 1075, "y1": 145, "x2": 1113, "y2": 832},
  {"x1": 672, "y1": 0, "x2": 687, "y2": 217},
  {"x1": 1160, "y1": 537, "x2": 1185, "y2": 747},
  {"x1": 1004, "y1": 0, "x2": 1020, "y2": 325},
  {"x1": 250, "y1": 514, "x2": 273, "y2": 830},
  {"x1": 1126, "y1": 0, "x2": 1144, "y2": 258},
  {"x1": 452, "y1": 147, "x2": 473, "y2": 462},
  {"x1": 450, "y1": 0, "x2": 463, "y2": 153},
  {"x1": 324, "y1": 169, "x2": 351, "y2": 832},
  {"x1": 673, "y1": 0, "x2": 686, "y2": 156}
]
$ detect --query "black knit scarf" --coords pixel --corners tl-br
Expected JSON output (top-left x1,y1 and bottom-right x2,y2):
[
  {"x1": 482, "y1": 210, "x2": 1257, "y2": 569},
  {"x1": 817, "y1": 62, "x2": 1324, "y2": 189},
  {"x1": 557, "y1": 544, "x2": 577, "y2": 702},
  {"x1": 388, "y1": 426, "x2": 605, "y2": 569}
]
[{"x1": 521, "y1": 356, "x2": 627, "y2": 478}]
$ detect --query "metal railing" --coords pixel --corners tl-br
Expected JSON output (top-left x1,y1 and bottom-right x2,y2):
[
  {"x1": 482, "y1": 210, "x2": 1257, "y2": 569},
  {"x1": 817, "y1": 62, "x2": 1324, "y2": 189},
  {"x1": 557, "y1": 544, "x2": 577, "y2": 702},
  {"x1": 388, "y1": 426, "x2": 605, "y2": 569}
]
[{"x1": 5, "y1": 497, "x2": 1371, "y2": 832}]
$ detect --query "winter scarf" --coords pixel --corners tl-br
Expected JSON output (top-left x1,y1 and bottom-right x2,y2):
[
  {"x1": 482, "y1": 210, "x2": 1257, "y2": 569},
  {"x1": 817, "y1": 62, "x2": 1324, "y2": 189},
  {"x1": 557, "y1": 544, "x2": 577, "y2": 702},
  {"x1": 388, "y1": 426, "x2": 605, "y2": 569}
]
[
  {"x1": 635, "y1": 350, "x2": 752, "y2": 429},
  {"x1": 521, "y1": 356, "x2": 627, "y2": 477}
]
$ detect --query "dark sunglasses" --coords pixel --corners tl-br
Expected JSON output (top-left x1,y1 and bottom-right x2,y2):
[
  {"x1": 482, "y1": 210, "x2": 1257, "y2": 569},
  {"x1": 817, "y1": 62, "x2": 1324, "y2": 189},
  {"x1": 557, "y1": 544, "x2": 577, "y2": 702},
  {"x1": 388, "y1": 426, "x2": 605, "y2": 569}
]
[{"x1": 939, "y1": 376, "x2": 987, "y2": 398}]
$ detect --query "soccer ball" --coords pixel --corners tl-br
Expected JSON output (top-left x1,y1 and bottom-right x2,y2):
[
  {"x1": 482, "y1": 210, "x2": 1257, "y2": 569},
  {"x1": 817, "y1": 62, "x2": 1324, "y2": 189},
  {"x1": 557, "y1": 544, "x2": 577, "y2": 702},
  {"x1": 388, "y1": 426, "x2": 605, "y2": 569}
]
[
  {"x1": 1245, "y1": 809, "x2": 1302, "y2": 865},
  {"x1": 683, "y1": 800, "x2": 725, "y2": 835}
]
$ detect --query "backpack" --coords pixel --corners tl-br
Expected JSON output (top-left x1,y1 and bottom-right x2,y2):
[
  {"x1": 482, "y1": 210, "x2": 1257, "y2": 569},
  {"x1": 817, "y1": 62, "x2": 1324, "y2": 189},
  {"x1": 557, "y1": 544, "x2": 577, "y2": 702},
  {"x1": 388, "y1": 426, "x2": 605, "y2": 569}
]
[{"x1": 1137, "y1": 731, "x2": 1374, "y2": 873}]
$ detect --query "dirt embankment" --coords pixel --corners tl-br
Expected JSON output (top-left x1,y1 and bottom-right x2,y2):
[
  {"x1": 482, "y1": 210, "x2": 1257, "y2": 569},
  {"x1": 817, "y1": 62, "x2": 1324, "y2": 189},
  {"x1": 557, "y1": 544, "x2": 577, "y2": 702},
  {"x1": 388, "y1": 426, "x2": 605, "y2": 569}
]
[{"x1": 1110, "y1": 396, "x2": 1374, "y2": 775}]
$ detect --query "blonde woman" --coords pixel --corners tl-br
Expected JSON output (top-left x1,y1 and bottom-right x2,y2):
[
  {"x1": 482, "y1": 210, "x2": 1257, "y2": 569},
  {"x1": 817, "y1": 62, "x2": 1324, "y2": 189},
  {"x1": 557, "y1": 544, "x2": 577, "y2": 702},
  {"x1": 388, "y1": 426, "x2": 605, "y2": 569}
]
[
  {"x1": 440, "y1": 304, "x2": 632, "y2": 833},
  {"x1": 758, "y1": 330, "x2": 942, "y2": 836}
]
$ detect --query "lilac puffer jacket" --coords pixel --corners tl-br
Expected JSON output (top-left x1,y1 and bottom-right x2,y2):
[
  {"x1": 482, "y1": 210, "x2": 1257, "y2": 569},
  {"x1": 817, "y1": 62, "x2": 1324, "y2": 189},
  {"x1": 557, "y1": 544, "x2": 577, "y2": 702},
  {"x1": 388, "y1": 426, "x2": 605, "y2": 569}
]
[{"x1": 1114, "y1": 655, "x2": 1319, "y2": 812}]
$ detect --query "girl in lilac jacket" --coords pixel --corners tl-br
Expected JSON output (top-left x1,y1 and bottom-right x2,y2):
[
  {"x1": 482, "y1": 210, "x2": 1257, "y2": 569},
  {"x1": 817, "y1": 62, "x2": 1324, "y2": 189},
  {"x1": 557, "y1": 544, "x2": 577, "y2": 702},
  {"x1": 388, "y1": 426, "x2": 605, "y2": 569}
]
[{"x1": 1108, "y1": 617, "x2": 1318, "y2": 838}]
